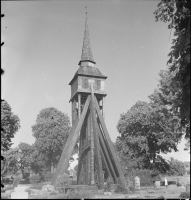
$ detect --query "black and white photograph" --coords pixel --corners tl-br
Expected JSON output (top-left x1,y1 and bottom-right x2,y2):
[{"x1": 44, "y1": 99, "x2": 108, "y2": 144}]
[{"x1": 1, "y1": 0, "x2": 190, "y2": 199}]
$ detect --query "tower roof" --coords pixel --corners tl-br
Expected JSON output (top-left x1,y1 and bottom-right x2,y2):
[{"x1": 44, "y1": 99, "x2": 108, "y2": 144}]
[
  {"x1": 78, "y1": 8, "x2": 95, "y2": 65},
  {"x1": 69, "y1": 65, "x2": 107, "y2": 85}
]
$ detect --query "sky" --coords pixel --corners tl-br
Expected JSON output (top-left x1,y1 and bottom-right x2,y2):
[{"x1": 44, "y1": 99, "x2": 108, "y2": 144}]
[{"x1": 2, "y1": 0, "x2": 190, "y2": 164}]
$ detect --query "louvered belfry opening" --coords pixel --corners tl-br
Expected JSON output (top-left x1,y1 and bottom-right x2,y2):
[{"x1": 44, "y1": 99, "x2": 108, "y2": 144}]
[{"x1": 51, "y1": 10, "x2": 126, "y2": 189}]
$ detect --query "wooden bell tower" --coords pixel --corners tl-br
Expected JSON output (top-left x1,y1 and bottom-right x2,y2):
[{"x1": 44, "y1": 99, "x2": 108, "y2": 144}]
[{"x1": 52, "y1": 9, "x2": 126, "y2": 189}]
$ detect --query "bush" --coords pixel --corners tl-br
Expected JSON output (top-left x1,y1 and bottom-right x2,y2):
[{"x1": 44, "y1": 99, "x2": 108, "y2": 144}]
[
  {"x1": 13, "y1": 176, "x2": 21, "y2": 187},
  {"x1": 180, "y1": 192, "x2": 190, "y2": 198},
  {"x1": 56, "y1": 174, "x2": 71, "y2": 193},
  {"x1": 5, "y1": 185, "x2": 14, "y2": 191},
  {"x1": 126, "y1": 178, "x2": 135, "y2": 192},
  {"x1": 29, "y1": 174, "x2": 41, "y2": 185},
  {"x1": 177, "y1": 182, "x2": 181, "y2": 187},
  {"x1": 161, "y1": 181, "x2": 176, "y2": 186},
  {"x1": 114, "y1": 178, "x2": 130, "y2": 194},
  {"x1": 125, "y1": 169, "x2": 162, "y2": 187},
  {"x1": 1, "y1": 187, "x2": 5, "y2": 193},
  {"x1": 104, "y1": 177, "x2": 114, "y2": 192},
  {"x1": 43, "y1": 171, "x2": 53, "y2": 182}
]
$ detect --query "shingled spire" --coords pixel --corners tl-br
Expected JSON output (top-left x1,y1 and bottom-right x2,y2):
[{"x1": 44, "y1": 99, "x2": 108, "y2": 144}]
[{"x1": 78, "y1": 7, "x2": 96, "y2": 66}]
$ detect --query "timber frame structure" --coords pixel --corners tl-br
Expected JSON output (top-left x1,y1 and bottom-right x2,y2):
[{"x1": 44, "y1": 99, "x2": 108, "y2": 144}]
[
  {"x1": 51, "y1": 9, "x2": 126, "y2": 189},
  {"x1": 52, "y1": 86, "x2": 126, "y2": 188}
]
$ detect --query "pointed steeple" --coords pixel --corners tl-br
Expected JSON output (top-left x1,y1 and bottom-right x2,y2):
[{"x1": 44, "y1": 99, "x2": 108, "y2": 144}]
[{"x1": 78, "y1": 7, "x2": 96, "y2": 66}]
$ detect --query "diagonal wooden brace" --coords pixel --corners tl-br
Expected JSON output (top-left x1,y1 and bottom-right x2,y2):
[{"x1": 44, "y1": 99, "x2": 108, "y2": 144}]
[
  {"x1": 94, "y1": 97, "x2": 126, "y2": 186},
  {"x1": 52, "y1": 95, "x2": 91, "y2": 186}
]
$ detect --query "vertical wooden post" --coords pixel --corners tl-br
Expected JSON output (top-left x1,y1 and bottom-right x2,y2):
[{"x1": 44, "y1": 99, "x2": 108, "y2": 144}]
[
  {"x1": 90, "y1": 108, "x2": 95, "y2": 185},
  {"x1": 90, "y1": 83, "x2": 104, "y2": 189},
  {"x1": 72, "y1": 100, "x2": 77, "y2": 125},
  {"x1": 87, "y1": 109, "x2": 91, "y2": 184},
  {"x1": 102, "y1": 97, "x2": 105, "y2": 120},
  {"x1": 71, "y1": 101, "x2": 73, "y2": 126},
  {"x1": 78, "y1": 94, "x2": 81, "y2": 118}
]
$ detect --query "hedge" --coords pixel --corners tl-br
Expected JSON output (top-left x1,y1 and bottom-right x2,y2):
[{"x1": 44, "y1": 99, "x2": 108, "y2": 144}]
[{"x1": 125, "y1": 169, "x2": 162, "y2": 187}]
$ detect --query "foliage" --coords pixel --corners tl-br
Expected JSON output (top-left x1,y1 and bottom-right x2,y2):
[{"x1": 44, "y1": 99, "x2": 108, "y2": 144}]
[
  {"x1": 104, "y1": 177, "x2": 114, "y2": 192},
  {"x1": 114, "y1": 178, "x2": 130, "y2": 194},
  {"x1": 56, "y1": 174, "x2": 71, "y2": 193},
  {"x1": 1, "y1": 100, "x2": 20, "y2": 151},
  {"x1": 116, "y1": 101, "x2": 180, "y2": 173},
  {"x1": 17, "y1": 142, "x2": 33, "y2": 179},
  {"x1": 125, "y1": 177, "x2": 135, "y2": 192},
  {"x1": 1, "y1": 147, "x2": 20, "y2": 179},
  {"x1": 154, "y1": 0, "x2": 190, "y2": 140},
  {"x1": 43, "y1": 171, "x2": 53, "y2": 182},
  {"x1": 5, "y1": 185, "x2": 14, "y2": 191},
  {"x1": 166, "y1": 157, "x2": 186, "y2": 176},
  {"x1": 184, "y1": 138, "x2": 190, "y2": 153},
  {"x1": 177, "y1": 181, "x2": 181, "y2": 187},
  {"x1": 31, "y1": 107, "x2": 77, "y2": 174},
  {"x1": 1, "y1": 142, "x2": 34, "y2": 180},
  {"x1": 12, "y1": 176, "x2": 21, "y2": 187},
  {"x1": 180, "y1": 192, "x2": 190, "y2": 198},
  {"x1": 29, "y1": 174, "x2": 41, "y2": 185},
  {"x1": 73, "y1": 164, "x2": 78, "y2": 173},
  {"x1": 125, "y1": 169, "x2": 162, "y2": 187},
  {"x1": 29, "y1": 148, "x2": 47, "y2": 176}
]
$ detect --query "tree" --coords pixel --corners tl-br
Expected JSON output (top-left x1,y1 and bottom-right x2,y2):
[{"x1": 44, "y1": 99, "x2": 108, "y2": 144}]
[
  {"x1": 1, "y1": 100, "x2": 20, "y2": 151},
  {"x1": 74, "y1": 164, "x2": 78, "y2": 173},
  {"x1": 17, "y1": 142, "x2": 33, "y2": 179},
  {"x1": 167, "y1": 157, "x2": 186, "y2": 176},
  {"x1": 116, "y1": 101, "x2": 181, "y2": 173},
  {"x1": 149, "y1": 69, "x2": 189, "y2": 152},
  {"x1": 184, "y1": 138, "x2": 190, "y2": 153},
  {"x1": 184, "y1": 161, "x2": 190, "y2": 174},
  {"x1": 1, "y1": 147, "x2": 20, "y2": 179},
  {"x1": 154, "y1": 0, "x2": 190, "y2": 140},
  {"x1": 31, "y1": 107, "x2": 78, "y2": 174},
  {"x1": 1, "y1": 143, "x2": 34, "y2": 180}
]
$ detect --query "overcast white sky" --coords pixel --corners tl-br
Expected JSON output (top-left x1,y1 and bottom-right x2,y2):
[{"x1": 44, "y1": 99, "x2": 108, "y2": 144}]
[{"x1": 2, "y1": 0, "x2": 190, "y2": 163}]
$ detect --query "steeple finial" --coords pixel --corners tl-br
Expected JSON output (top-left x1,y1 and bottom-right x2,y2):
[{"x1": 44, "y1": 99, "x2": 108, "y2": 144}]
[{"x1": 78, "y1": 7, "x2": 96, "y2": 66}]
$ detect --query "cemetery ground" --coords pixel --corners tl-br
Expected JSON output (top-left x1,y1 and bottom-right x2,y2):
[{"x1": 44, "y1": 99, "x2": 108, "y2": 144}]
[{"x1": 1, "y1": 175, "x2": 190, "y2": 199}]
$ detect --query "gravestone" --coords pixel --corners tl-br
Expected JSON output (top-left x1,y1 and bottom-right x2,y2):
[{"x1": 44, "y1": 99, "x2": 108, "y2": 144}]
[
  {"x1": 134, "y1": 176, "x2": 140, "y2": 189},
  {"x1": 155, "y1": 181, "x2": 161, "y2": 188}
]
